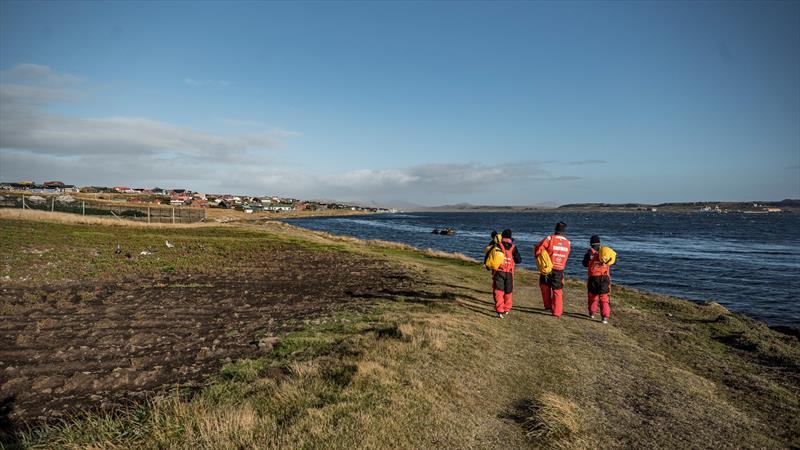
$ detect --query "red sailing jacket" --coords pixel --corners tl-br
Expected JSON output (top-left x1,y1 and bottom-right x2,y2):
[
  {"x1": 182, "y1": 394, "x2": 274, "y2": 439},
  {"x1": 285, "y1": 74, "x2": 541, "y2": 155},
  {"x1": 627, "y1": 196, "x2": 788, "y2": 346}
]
[
  {"x1": 586, "y1": 249, "x2": 610, "y2": 277},
  {"x1": 536, "y1": 234, "x2": 571, "y2": 271}
]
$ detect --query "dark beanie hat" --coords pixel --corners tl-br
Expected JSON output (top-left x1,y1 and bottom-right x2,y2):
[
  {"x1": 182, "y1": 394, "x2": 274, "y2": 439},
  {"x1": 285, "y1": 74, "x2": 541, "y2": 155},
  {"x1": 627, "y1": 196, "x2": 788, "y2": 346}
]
[
  {"x1": 590, "y1": 235, "x2": 601, "y2": 245},
  {"x1": 501, "y1": 229, "x2": 512, "y2": 239},
  {"x1": 555, "y1": 222, "x2": 567, "y2": 233}
]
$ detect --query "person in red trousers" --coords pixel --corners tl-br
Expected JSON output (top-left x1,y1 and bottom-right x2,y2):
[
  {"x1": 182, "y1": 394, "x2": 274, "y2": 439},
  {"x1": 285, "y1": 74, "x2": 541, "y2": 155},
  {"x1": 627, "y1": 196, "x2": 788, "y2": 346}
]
[
  {"x1": 535, "y1": 222, "x2": 571, "y2": 317},
  {"x1": 582, "y1": 235, "x2": 613, "y2": 324},
  {"x1": 492, "y1": 229, "x2": 522, "y2": 318}
]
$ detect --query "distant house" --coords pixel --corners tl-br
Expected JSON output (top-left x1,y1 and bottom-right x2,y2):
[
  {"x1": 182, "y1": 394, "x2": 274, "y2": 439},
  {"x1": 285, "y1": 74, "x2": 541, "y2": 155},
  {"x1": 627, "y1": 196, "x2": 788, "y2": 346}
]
[
  {"x1": 113, "y1": 186, "x2": 134, "y2": 193},
  {"x1": 264, "y1": 203, "x2": 293, "y2": 212}
]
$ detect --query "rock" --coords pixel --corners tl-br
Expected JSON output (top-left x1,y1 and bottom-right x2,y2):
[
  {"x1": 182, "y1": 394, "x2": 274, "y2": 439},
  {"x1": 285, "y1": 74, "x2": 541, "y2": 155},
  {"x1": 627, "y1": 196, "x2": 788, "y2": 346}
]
[{"x1": 705, "y1": 301, "x2": 731, "y2": 315}]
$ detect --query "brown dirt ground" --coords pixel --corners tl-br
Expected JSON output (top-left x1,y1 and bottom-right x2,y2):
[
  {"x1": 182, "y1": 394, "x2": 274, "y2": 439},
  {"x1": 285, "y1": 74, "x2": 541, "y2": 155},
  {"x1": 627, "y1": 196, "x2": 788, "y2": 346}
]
[{"x1": 0, "y1": 248, "x2": 411, "y2": 429}]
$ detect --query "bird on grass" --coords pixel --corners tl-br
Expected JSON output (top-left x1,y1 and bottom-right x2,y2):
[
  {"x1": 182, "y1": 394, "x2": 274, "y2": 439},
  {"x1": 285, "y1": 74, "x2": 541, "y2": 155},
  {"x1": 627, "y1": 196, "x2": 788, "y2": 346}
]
[
  {"x1": 165, "y1": 240, "x2": 175, "y2": 248},
  {"x1": 115, "y1": 244, "x2": 122, "y2": 255}
]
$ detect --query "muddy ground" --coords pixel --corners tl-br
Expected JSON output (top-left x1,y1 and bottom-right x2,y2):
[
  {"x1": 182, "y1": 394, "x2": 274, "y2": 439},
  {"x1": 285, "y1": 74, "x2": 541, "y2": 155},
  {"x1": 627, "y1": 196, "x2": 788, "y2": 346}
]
[{"x1": 0, "y1": 248, "x2": 412, "y2": 430}]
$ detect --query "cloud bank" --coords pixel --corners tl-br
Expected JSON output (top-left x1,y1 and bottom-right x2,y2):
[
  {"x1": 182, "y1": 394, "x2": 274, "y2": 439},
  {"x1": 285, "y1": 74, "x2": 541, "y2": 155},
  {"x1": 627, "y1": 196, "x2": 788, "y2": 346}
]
[
  {"x1": 1, "y1": 65, "x2": 288, "y2": 160},
  {"x1": 1, "y1": 64, "x2": 594, "y2": 204}
]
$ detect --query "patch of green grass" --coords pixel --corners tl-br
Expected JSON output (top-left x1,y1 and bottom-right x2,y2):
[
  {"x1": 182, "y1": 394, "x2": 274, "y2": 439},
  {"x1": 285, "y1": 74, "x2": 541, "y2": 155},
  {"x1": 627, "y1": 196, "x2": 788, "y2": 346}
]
[
  {"x1": 0, "y1": 219, "x2": 350, "y2": 282},
  {"x1": 219, "y1": 359, "x2": 272, "y2": 383}
]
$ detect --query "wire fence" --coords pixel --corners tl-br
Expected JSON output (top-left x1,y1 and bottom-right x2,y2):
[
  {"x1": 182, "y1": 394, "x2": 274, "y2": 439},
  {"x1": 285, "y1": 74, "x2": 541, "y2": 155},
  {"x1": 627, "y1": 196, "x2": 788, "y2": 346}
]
[{"x1": 0, "y1": 193, "x2": 206, "y2": 224}]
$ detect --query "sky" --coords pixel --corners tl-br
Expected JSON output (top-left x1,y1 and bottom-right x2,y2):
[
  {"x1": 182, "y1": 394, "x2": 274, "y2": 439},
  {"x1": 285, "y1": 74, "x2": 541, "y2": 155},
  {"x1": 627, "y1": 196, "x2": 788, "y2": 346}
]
[{"x1": 0, "y1": 1, "x2": 798, "y2": 206}]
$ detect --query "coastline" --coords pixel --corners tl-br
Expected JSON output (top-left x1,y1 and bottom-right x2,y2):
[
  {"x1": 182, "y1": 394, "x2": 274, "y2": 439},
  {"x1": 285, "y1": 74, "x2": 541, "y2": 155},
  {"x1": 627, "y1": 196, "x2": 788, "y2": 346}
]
[{"x1": 2, "y1": 211, "x2": 798, "y2": 448}]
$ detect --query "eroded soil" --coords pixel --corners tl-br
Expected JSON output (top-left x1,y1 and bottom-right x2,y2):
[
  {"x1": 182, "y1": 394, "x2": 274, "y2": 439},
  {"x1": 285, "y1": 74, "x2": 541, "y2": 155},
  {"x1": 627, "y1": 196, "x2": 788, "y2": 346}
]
[{"x1": 0, "y1": 248, "x2": 411, "y2": 428}]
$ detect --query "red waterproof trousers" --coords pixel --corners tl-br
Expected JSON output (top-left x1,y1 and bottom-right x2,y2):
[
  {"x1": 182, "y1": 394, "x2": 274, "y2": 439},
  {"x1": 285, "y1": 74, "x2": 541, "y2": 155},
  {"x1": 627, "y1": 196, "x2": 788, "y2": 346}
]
[
  {"x1": 540, "y1": 284, "x2": 563, "y2": 317},
  {"x1": 494, "y1": 289, "x2": 513, "y2": 314},
  {"x1": 588, "y1": 293, "x2": 610, "y2": 318}
]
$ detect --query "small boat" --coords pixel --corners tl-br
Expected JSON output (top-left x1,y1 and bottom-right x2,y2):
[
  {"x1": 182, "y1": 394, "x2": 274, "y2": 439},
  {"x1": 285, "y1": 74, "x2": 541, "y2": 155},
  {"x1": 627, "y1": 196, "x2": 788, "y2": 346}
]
[{"x1": 433, "y1": 227, "x2": 456, "y2": 236}]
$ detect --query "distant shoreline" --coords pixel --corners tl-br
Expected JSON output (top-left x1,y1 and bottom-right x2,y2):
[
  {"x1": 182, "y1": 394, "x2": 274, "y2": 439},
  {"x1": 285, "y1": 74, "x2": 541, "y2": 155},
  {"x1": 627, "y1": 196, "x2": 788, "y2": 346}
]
[{"x1": 409, "y1": 199, "x2": 799, "y2": 214}]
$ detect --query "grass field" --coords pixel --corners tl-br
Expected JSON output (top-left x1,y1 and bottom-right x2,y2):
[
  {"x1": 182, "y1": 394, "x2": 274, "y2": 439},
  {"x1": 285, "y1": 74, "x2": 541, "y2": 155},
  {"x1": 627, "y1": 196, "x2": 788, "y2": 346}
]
[{"x1": 1, "y1": 210, "x2": 798, "y2": 449}]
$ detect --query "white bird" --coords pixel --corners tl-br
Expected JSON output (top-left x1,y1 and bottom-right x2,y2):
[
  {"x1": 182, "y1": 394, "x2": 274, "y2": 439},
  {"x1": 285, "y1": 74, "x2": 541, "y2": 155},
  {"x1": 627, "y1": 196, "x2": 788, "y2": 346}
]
[
  {"x1": 140, "y1": 250, "x2": 153, "y2": 256},
  {"x1": 165, "y1": 240, "x2": 175, "y2": 248}
]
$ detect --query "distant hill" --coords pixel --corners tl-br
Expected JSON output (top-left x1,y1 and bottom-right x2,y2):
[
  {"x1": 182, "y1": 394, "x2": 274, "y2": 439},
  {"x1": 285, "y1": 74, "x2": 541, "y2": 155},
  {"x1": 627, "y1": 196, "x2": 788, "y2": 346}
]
[
  {"x1": 415, "y1": 202, "x2": 558, "y2": 212},
  {"x1": 557, "y1": 199, "x2": 800, "y2": 211}
]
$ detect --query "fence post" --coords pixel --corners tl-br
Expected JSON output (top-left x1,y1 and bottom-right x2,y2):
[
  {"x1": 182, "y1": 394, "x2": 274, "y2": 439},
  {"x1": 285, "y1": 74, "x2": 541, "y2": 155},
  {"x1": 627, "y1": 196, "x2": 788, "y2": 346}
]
[
  {"x1": 51, "y1": 196, "x2": 55, "y2": 212},
  {"x1": 148, "y1": 206, "x2": 151, "y2": 224},
  {"x1": 22, "y1": 195, "x2": 26, "y2": 210},
  {"x1": 82, "y1": 201, "x2": 85, "y2": 215},
  {"x1": 172, "y1": 207, "x2": 175, "y2": 224}
]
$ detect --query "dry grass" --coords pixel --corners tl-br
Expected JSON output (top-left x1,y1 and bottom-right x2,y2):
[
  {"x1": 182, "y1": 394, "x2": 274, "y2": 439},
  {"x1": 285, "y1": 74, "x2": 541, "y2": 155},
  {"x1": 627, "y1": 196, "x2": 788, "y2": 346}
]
[
  {"x1": 0, "y1": 208, "x2": 215, "y2": 228},
  {"x1": 205, "y1": 207, "x2": 372, "y2": 220},
  {"x1": 522, "y1": 393, "x2": 582, "y2": 440}
]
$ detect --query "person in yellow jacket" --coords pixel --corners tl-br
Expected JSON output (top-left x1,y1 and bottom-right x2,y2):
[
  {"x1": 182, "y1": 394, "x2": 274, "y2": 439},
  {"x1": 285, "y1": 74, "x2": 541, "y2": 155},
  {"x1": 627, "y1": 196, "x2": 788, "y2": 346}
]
[
  {"x1": 581, "y1": 235, "x2": 616, "y2": 323},
  {"x1": 484, "y1": 229, "x2": 522, "y2": 318}
]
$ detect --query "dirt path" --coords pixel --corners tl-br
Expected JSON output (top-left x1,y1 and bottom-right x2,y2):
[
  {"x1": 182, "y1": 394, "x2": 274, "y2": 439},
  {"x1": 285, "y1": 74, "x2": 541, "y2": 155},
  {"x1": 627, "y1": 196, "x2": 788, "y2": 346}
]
[{"x1": 0, "y1": 250, "x2": 411, "y2": 427}]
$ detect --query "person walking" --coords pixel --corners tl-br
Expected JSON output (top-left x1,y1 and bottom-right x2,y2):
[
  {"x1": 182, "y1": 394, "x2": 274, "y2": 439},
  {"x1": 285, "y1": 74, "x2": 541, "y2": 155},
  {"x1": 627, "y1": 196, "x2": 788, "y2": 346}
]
[
  {"x1": 535, "y1": 222, "x2": 571, "y2": 317},
  {"x1": 488, "y1": 229, "x2": 521, "y2": 318},
  {"x1": 582, "y1": 235, "x2": 615, "y2": 324}
]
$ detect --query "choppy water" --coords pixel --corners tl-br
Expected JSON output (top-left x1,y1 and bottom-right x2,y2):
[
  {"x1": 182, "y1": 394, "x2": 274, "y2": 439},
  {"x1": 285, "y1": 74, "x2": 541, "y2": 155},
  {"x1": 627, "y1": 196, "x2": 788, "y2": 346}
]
[{"x1": 286, "y1": 212, "x2": 800, "y2": 329}]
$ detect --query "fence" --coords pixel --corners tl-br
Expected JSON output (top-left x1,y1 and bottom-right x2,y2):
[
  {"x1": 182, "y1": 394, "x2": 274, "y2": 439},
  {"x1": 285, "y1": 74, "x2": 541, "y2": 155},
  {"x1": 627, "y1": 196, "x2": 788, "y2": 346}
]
[{"x1": 0, "y1": 194, "x2": 206, "y2": 224}]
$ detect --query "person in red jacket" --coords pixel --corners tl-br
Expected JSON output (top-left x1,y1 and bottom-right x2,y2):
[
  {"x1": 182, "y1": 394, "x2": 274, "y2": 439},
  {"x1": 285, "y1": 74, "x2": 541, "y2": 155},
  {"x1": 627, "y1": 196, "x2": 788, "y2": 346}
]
[
  {"x1": 582, "y1": 235, "x2": 612, "y2": 324},
  {"x1": 491, "y1": 229, "x2": 522, "y2": 318},
  {"x1": 535, "y1": 222, "x2": 571, "y2": 317}
]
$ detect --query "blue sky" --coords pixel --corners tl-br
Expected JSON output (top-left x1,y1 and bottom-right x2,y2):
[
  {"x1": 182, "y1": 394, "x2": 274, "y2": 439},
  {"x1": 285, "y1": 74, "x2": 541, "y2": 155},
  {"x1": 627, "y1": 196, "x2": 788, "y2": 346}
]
[{"x1": 1, "y1": 1, "x2": 798, "y2": 206}]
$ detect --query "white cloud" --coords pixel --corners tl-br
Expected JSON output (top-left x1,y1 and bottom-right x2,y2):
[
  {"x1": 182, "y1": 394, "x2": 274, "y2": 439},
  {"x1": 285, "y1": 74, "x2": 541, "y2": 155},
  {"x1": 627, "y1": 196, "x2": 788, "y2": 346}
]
[
  {"x1": 566, "y1": 159, "x2": 607, "y2": 165},
  {"x1": 0, "y1": 65, "x2": 291, "y2": 159},
  {"x1": 0, "y1": 83, "x2": 80, "y2": 104},
  {"x1": 216, "y1": 161, "x2": 578, "y2": 202},
  {"x1": 1, "y1": 63, "x2": 85, "y2": 85}
]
